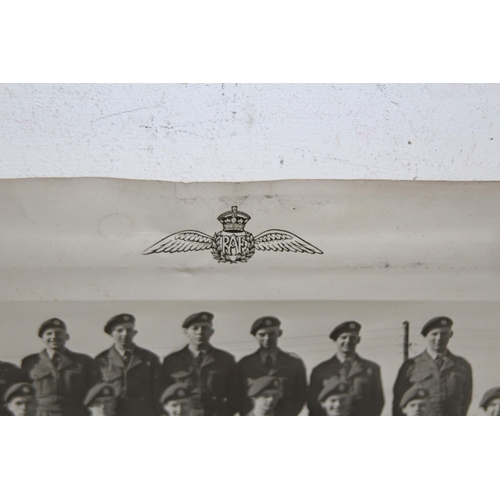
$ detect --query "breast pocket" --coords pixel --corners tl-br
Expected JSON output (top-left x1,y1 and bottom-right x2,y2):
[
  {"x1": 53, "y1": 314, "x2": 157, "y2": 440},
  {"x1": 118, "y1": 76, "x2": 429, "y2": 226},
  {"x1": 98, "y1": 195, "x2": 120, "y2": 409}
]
[
  {"x1": 102, "y1": 370, "x2": 123, "y2": 384},
  {"x1": 101, "y1": 365, "x2": 123, "y2": 384},
  {"x1": 409, "y1": 370, "x2": 433, "y2": 385},
  {"x1": 448, "y1": 372, "x2": 465, "y2": 397},
  {"x1": 206, "y1": 370, "x2": 223, "y2": 393},
  {"x1": 171, "y1": 370, "x2": 194, "y2": 384},
  {"x1": 63, "y1": 369, "x2": 86, "y2": 395},
  {"x1": 132, "y1": 362, "x2": 152, "y2": 381},
  {"x1": 30, "y1": 368, "x2": 55, "y2": 396}
]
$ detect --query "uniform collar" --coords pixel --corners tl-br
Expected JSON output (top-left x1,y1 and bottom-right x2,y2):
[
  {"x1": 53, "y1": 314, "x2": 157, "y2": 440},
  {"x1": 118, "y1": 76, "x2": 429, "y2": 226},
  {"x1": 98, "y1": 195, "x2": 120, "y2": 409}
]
[
  {"x1": 42, "y1": 348, "x2": 73, "y2": 370},
  {"x1": 45, "y1": 347, "x2": 67, "y2": 359},
  {"x1": 334, "y1": 352, "x2": 357, "y2": 363},
  {"x1": 425, "y1": 348, "x2": 449, "y2": 360},
  {"x1": 188, "y1": 344, "x2": 212, "y2": 359},
  {"x1": 114, "y1": 343, "x2": 136, "y2": 358},
  {"x1": 259, "y1": 348, "x2": 279, "y2": 364}
]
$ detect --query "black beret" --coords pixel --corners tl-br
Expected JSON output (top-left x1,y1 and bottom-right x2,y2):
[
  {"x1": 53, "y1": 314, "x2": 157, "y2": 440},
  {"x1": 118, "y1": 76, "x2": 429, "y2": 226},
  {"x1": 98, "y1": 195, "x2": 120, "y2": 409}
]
[
  {"x1": 104, "y1": 313, "x2": 136, "y2": 334},
  {"x1": 84, "y1": 383, "x2": 116, "y2": 406},
  {"x1": 329, "y1": 321, "x2": 361, "y2": 340},
  {"x1": 250, "y1": 316, "x2": 281, "y2": 335},
  {"x1": 247, "y1": 376, "x2": 281, "y2": 398},
  {"x1": 182, "y1": 312, "x2": 214, "y2": 329},
  {"x1": 38, "y1": 318, "x2": 67, "y2": 337},
  {"x1": 318, "y1": 377, "x2": 350, "y2": 402},
  {"x1": 479, "y1": 387, "x2": 500, "y2": 409},
  {"x1": 400, "y1": 386, "x2": 430, "y2": 408},
  {"x1": 160, "y1": 383, "x2": 194, "y2": 404},
  {"x1": 421, "y1": 316, "x2": 453, "y2": 336},
  {"x1": 4, "y1": 383, "x2": 36, "y2": 403}
]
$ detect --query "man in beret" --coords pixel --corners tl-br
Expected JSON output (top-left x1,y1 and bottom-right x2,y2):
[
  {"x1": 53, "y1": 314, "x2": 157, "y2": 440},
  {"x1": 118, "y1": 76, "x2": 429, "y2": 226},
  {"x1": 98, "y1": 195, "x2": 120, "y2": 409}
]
[
  {"x1": 160, "y1": 312, "x2": 238, "y2": 416},
  {"x1": 160, "y1": 383, "x2": 195, "y2": 416},
  {"x1": 21, "y1": 318, "x2": 93, "y2": 416},
  {"x1": 399, "y1": 386, "x2": 430, "y2": 416},
  {"x1": 318, "y1": 377, "x2": 352, "y2": 416},
  {"x1": 479, "y1": 387, "x2": 500, "y2": 416},
  {"x1": 90, "y1": 314, "x2": 161, "y2": 416},
  {"x1": 237, "y1": 316, "x2": 307, "y2": 416},
  {"x1": 4, "y1": 383, "x2": 37, "y2": 416},
  {"x1": 0, "y1": 360, "x2": 30, "y2": 416},
  {"x1": 246, "y1": 376, "x2": 282, "y2": 416},
  {"x1": 84, "y1": 383, "x2": 117, "y2": 416},
  {"x1": 308, "y1": 321, "x2": 384, "y2": 416},
  {"x1": 392, "y1": 316, "x2": 473, "y2": 416}
]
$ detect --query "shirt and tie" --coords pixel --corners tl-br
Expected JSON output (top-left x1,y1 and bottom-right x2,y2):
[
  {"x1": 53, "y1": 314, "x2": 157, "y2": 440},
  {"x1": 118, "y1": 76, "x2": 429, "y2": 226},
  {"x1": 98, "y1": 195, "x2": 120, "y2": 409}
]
[
  {"x1": 188, "y1": 348, "x2": 207, "y2": 367},
  {"x1": 339, "y1": 357, "x2": 353, "y2": 379},
  {"x1": 259, "y1": 350, "x2": 278, "y2": 373},
  {"x1": 46, "y1": 349, "x2": 66, "y2": 370},
  {"x1": 426, "y1": 349, "x2": 447, "y2": 370},
  {"x1": 114, "y1": 345, "x2": 134, "y2": 364}
]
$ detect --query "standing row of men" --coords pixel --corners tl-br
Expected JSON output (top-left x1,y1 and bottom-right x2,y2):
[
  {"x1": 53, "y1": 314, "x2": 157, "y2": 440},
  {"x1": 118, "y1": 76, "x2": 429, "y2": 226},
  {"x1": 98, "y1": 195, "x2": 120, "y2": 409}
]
[{"x1": 1, "y1": 311, "x2": 497, "y2": 416}]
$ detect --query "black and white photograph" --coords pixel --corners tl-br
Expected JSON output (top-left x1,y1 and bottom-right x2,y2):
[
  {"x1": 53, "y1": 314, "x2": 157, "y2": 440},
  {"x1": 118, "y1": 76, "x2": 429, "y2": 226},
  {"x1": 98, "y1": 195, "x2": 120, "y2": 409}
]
[
  {"x1": 1, "y1": 176, "x2": 500, "y2": 417},
  {"x1": 2, "y1": 299, "x2": 500, "y2": 417}
]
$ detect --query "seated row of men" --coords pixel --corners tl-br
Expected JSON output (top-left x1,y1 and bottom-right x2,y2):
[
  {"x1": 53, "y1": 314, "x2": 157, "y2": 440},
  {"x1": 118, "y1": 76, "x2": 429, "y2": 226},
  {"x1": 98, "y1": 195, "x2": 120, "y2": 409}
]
[
  {"x1": 0, "y1": 311, "x2": 495, "y2": 416},
  {"x1": 5, "y1": 371, "x2": 500, "y2": 416}
]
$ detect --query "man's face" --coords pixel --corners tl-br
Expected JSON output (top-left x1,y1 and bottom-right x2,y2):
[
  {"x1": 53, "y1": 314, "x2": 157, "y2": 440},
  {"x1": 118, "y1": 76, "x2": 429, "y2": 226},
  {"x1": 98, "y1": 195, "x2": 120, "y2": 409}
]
[
  {"x1": 254, "y1": 327, "x2": 282, "y2": 350},
  {"x1": 402, "y1": 399, "x2": 429, "y2": 416},
  {"x1": 88, "y1": 396, "x2": 117, "y2": 416},
  {"x1": 41, "y1": 328, "x2": 69, "y2": 351},
  {"x1": 321, "y1": 394, "x2": 351, "y2": 416},
  {"x1": 163, "y1": 399, "x2": 192, "y2": 416},
  {"x1": 110, "y1": 323, "x2": 137, "y2": 350},
  {"x1": 7, "y1": 396, "x2": 37, "y2": 416},
  {"x1": 425, "y1": 327, "x2": 453, "y2": 354},
  {"x1": 184, "y1": 322, "x2": 214, "y2": 347},
  {"x1": 486, "y1": 398, "x2": 500, "y2": 416},
  {"x1": 252, "y1": 390, "x2": 280, "y2": 415},
  {"x1": 334, "y1": 332, "x2": 360, "y2": 356}
]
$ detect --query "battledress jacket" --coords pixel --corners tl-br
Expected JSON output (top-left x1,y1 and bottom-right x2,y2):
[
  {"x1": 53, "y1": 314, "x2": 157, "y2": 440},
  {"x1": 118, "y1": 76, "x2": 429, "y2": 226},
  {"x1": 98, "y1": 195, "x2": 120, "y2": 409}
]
[
  {"x1": 91, "y1": 345, "x2": 161, "y2": 416},
  {"x1": 161, "y1": 345, "x2": 238, "y2": 416},
  {"x1": 308, "y1": 353, "x2": 385, "y2": 416},
  {"x1": 392, "y1": 350, "x2": 472, "y2": 416},
  {"x1": 21, "y1": 349, "x2": 93, "y2": 416},
  {"x1": 237, "y1": 348, "x2": 307, "y2": 416}
]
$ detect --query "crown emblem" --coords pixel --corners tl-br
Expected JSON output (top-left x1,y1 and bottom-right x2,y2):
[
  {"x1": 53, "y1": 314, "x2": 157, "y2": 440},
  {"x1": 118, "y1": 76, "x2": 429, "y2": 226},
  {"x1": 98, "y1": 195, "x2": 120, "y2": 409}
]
[
  {"x1": 217, "y1": 206, "x2": 250, "y2": 232},
  {"x1": 22, "y1": 386, "x2": 30, "y2": 394},
  {"x1": 441, "y1": 319, "x2": 447, "y2": 325}
]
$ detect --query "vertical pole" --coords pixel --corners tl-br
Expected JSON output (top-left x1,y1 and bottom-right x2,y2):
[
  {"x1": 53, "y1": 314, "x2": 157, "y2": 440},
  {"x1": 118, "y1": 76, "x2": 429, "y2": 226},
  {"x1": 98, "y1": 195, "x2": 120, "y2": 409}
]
[{"x1": 403, "y1": 321, "x2": 410, "y2": 361}]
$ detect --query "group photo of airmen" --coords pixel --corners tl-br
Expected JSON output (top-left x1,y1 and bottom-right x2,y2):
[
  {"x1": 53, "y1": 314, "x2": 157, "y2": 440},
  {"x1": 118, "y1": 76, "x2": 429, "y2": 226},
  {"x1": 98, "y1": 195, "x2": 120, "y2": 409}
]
[{"x1": 1, "y1": 308, "x2": 500, "y2": 416}]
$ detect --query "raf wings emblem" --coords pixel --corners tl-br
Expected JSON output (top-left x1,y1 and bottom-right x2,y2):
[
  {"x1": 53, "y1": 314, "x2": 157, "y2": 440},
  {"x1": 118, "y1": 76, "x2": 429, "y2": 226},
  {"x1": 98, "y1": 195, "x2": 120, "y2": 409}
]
[{"x1": 143, "y1": 206, "x2": 323, "y2": 264}]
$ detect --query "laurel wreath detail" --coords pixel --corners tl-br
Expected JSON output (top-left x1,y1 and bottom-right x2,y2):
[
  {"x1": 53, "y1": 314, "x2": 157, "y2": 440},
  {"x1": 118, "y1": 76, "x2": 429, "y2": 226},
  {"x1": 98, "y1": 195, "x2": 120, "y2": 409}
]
[{"x1": 211, "y1": 231, "x2": 256, "y2": 263}]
